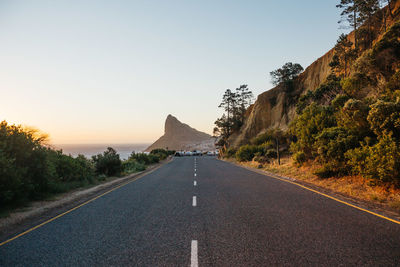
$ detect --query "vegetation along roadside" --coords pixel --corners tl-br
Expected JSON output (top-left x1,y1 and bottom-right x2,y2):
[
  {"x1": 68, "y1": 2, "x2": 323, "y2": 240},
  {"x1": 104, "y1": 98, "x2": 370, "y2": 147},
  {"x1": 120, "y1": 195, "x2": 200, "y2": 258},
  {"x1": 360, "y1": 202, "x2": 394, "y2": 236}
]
[
  {"x1": 0, "y1": 121, "x2": 175, "y2": 217},
  {"x1": 214, "y1": 0, "x2": 400, "y2": 216}
]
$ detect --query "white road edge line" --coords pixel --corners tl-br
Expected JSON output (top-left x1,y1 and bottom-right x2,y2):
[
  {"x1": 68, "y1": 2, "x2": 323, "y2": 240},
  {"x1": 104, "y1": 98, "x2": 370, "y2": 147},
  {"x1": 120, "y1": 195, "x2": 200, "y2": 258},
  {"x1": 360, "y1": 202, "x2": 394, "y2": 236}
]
[
  {"x1": 194, "y1": 181, "x2": 197, "y2": 186},
  {"x1": 191, "y1": 240, "x2": 198, "y2": 267},
  {"x1": 192, "y1": 196, "x2": 197, "y2": 207}
]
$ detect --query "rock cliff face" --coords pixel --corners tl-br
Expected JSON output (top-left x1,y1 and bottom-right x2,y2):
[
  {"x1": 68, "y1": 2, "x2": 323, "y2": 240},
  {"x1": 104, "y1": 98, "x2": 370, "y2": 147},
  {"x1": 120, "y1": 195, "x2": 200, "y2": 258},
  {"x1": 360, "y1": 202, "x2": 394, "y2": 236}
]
[
  {"x1": 229, "y1": 1, "x2": 400, "y2": 147},
  {"x1": 145, "y1": 115, "x2": 215, "y2": 151},
  {"x1": 229, "y1": 50, "x2": 334, "y2": 147}
]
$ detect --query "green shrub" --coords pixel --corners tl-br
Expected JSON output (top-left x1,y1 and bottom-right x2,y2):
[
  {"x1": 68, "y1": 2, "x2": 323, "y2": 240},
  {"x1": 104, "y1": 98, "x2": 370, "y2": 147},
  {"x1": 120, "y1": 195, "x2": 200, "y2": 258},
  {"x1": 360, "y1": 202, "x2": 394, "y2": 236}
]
[
  {"x1": 289, "y1": 103, "x2": 336, "y2": 158},
  {"x1": 251, "y1": 130, "x2": 274, "y2": 145},
  {"x1": 235, "y1": 145, "x2": 260, "y2": 162},
  {"x1": 253, "y1": 153, "x2": 269, "y2": 164},
  {"x1": 314, "y1": 164, "x2": 337, "y2": 179},
  {"x1": 331, "y1": 94, "x2": 350, "y2": 110},
  {"x1": 341, "y1": 73, "x2": 370, "y2": 97},
  {"x1": 337, "y1": 99, "x2": 372, "y2": 137},
  {"x1": 346, "y1": 133, "x2": 400, "y2": 185},
  {"x1": 225, "y1": 147, "x2": 237, "y2": 158},
  {"x1": 92, "y1": 147, "x2": 122, "y2": 176},
  {"x1": 122, "y1": 159, "x2": 146, "y2": 173},
  {"x1": 265, "y1": 149, "x2": 277, "y2": 159},
  {"x1": 150, "y1": 148, "x2": 174, "y2": 160},
  {"x1": 0, "y1": 121, "x2": 96, "y2": 208},
  {"x1": 315, "y1": 127, "x2": 358, "y2": 165},
  {"x1": 129, "y1": 152, "x2": 159, "y2": 165},
  {"x1": 367, "y1": 100, "x2": 400, "y2": 139},
  {"x1": 293, "y1": 151, "x2": 306, "y2": 165}
]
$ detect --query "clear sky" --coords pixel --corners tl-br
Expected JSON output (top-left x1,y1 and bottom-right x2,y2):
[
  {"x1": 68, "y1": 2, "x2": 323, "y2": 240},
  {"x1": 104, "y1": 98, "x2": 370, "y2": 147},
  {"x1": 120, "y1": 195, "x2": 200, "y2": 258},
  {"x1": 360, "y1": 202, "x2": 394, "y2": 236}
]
[{"x1": 0, "y1": 0, "x2": 342, "y2": 144}]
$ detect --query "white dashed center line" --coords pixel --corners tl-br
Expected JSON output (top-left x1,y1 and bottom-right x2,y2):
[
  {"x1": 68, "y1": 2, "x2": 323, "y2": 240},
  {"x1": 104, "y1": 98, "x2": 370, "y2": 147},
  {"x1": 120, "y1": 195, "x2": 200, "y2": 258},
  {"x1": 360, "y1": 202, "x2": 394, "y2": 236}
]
[
  {"x1": 194, "y1": 173, "x2": 197, "y2": 177},
  {"x1": 192, "y1": 196, "x2": 197, "y2": 207},
  {"x1": 194, "y1": 181, "x2": 197, "y2": 186},
  {"x1": 191, "y1": 240, "x2": 198, "y2": 267}
]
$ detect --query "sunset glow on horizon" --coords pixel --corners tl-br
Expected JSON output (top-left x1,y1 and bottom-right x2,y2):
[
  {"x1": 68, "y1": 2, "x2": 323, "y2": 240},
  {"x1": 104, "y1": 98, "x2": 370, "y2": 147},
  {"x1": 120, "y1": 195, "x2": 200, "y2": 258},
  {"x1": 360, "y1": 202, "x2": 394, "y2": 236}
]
[{"x1": 1, "y1": 0, "x2": 342, "y2": 144}]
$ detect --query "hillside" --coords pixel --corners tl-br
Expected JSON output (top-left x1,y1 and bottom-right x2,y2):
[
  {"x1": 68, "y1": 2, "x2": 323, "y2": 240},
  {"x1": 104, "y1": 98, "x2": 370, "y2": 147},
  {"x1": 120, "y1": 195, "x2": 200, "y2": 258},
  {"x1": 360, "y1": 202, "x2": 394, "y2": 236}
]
[
  {"x1": 145, "y1": 115, "x2": 215, "y2": 151},
  {"x1": 229, "y1": 1, "x2": 400, "y2": 147}
]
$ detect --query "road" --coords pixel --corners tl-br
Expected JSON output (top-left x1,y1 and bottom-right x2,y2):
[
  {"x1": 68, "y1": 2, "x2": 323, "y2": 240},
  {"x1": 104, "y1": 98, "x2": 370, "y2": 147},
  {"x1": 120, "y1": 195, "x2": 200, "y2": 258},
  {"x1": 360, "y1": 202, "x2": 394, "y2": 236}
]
[{"x1": 1, "y1": 156, "x2": 400, "y2": 266}]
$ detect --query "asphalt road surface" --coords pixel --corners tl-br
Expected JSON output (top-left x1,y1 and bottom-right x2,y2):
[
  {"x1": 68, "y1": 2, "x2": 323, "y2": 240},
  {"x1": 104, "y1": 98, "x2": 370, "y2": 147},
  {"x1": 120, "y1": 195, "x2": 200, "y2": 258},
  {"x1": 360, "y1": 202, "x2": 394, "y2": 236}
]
[{"x1": 1, "y1": 157, "x2": 400, "y2": 266}]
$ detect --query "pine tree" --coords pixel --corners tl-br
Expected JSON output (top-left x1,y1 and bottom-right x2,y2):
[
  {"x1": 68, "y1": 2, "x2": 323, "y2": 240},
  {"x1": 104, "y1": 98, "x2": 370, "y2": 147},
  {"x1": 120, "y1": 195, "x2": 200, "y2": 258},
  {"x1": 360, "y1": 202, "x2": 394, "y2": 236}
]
[{"x1": 337, "y1": 0, "x2": 363, "y2": 51}]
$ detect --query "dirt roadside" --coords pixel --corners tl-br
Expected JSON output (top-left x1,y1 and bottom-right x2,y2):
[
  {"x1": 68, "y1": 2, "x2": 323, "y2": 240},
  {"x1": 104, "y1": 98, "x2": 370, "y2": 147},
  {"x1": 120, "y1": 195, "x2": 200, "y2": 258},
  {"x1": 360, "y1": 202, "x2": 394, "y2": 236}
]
[{"x1": 0, "y1": 157, "x2": 173, "y2": 243}]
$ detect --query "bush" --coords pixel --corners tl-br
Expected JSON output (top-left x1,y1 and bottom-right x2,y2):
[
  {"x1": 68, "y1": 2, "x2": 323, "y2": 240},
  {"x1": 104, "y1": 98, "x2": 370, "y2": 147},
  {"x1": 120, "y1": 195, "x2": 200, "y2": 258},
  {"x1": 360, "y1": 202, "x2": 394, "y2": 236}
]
[
  {"x1": 122, "y1": 159, "x2": 146, "y2": 173},
  {"x1": 129, "y1": 152, "x2": 159, "y2": 165},
  {"x1": 92, "y1": 147, "x2": 122, "y2": 176},
  {"x1": 253, "y1": 153, "x2": 269, "y2": 164},
  {"x1": 315, "y1": 127, "x2": 358, "y2": 165},
  {"x1": 47, "y1": 151, "x2": 95, "y2": 184},
  {"x1": 265, "y1": 149, "x2": 277, "y2": 159},
  {"x1": 235, "y1": 145, "x2": 260, "y2": 162},
  {"x1": 337, "y1": 99, "x2": 372, "y2": 137},
  {"x1": 341, "y1": 73, "x2": 369, "y2": 97},
  {"x1": 289, "y1": 103, "x2": 336, "y2": 158},
  {"x1": 150, "y1": 148, "x2": 174, "y2": 160},
  {"x1": 331, "y1": 94, "x2": 350, "y2": 110},
  {"x1": 314, "y1": 164, "x2": 337, "y2": 179},
  {"x1": 225, "y1": 147, "x2": 237, "y2": 158},
  {"x1": 346, "y1": 133, "x2": 400, "y2": 185},
  {"x1": 293, "y1": 151, "x2": 306, "y2": 165},
  {"x1": 367, "y1": 100, "x2": 400, "y2": 139},
  {"x1": 0, "y1": 121, "x2": 96, "y2": 208},
  {"x1": 251, "y1": 130, "x2": 274, "y2": 145}
]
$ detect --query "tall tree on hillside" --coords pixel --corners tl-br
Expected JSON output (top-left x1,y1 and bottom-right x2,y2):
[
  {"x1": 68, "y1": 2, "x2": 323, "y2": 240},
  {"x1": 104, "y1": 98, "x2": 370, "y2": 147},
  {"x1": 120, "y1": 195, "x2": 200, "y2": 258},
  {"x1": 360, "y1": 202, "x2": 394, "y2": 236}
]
[
  {"x1": 337, "y1": 0, "x2": 363, "y2": 51},
  {"x1": 214, "y1": 86, "x2": 254, "y2": 146},
  {"x1": 270, "y1": 62, "x2": 304, "y2": 90},
  {"x1": 359, "y1": 0, "x2": 380, "y2": 48},
  {"x1": 217, "y1": 89, "x2": 237, "y2": 137},
  {"x1": 330, "y1": 34, "x2": 355, "y2": 76},
  {"x1": 234, "y1": 84, "x2": 254, "y2": 129}
]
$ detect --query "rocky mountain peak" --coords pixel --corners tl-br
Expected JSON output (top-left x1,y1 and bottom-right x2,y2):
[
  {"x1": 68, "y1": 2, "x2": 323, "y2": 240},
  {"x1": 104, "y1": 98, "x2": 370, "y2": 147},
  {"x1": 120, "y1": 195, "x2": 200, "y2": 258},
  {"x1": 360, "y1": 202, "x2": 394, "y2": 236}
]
[{"x1": 145, "y1": 115, "x2": 215, "y2": 152}]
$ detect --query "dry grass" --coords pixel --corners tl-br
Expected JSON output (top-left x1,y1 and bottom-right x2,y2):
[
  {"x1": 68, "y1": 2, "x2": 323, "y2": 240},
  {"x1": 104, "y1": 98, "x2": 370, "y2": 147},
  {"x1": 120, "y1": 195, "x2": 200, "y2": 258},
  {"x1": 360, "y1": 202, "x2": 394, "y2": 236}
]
[{"x1": 233, "y1": 156, "x2": 400, "y2": 215}]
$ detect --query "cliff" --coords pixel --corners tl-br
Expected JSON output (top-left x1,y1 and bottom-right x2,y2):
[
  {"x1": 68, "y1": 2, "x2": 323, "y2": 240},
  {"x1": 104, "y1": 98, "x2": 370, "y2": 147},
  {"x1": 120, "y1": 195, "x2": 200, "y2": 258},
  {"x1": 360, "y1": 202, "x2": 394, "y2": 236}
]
[
  {"x1": 229, "y1": 1, "x2": 400, "y2": 147},
  {"x1": 145, "y1": 115, "x2": 215, "y2": 151}
]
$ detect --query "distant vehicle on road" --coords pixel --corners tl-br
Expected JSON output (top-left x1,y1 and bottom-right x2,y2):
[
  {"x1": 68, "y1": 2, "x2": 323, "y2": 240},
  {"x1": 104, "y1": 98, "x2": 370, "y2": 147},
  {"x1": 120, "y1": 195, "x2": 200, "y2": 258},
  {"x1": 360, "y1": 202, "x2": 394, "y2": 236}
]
[{"x1": 192, "y1": 150, "x2": 202, "y2": 156}]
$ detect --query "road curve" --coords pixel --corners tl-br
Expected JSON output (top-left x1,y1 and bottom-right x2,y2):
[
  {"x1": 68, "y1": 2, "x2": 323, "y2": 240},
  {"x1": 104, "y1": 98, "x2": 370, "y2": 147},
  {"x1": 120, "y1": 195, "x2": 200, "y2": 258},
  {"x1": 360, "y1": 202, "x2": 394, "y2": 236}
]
[{"x1": 1, "y1": 157, "x2": 399, "y2": 266}]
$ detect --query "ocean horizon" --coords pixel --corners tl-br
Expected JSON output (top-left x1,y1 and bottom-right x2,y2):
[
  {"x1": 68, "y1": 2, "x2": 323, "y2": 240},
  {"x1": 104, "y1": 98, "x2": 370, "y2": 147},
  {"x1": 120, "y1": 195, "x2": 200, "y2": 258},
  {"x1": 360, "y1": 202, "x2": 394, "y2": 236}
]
[{"x1": 53, "y1": 143, "x2": 151, "y2": 160}]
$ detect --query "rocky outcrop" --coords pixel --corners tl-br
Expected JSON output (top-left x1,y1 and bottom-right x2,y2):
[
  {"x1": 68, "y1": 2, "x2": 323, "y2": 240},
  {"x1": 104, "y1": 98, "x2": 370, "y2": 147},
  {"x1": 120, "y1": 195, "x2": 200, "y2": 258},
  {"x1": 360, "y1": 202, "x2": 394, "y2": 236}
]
[
  {"x1": 146, "y1": 115, "x2": 215, "y2": 151},
  {"x1": 229, "y1": 50, "x2": 334, "y2": 147}
]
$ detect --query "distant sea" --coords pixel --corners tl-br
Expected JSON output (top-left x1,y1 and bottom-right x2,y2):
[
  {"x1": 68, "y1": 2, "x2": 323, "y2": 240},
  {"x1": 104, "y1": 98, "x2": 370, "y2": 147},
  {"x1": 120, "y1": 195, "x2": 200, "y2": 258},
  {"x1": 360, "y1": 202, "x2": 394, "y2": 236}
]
[{"x1": 53, "y1": 144, "x2": 150, "y2": 160}]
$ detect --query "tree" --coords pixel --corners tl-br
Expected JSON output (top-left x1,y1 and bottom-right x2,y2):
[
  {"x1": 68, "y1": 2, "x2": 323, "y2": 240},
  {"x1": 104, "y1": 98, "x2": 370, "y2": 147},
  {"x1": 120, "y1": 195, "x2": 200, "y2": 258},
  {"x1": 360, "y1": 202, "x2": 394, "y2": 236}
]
[
  {"x1": 330, "y1": 34, "x2": 355, "y2": 76},
  {"x1": 217, "y1": 89, "x2": 237, "y2": 137},
  {"x1": 359, "y1": 0, "x2": 380, "y2": 48},
  {"x1": 234, "y1": 84, "x2": 253, "y2": 130},
  {"x1": 337, "y1": 0, "x2": 363, "y2": 51},
  {"x1": 214, "y1": 86, "x2": 253, "y2": 144},
  {"x1": 269, "y1": 62, "x2": 304, "y2": 88},
  {"x1": 92, "y1": 147, "x2": 122, "y2": 176},
  {"x1": 367, "y1": 100, "x2": 400, "y2": 139}
]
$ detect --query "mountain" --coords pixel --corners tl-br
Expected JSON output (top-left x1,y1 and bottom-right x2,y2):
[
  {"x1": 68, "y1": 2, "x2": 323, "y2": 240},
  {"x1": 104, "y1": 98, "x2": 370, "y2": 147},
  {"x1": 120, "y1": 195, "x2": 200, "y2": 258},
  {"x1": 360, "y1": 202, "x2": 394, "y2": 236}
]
[
  {"x1": 229, "y1": 1, "x2": 400, "y2": 147},
  {"x1": 145, "y1": 115, "x2": 215, "y2": 152}
]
